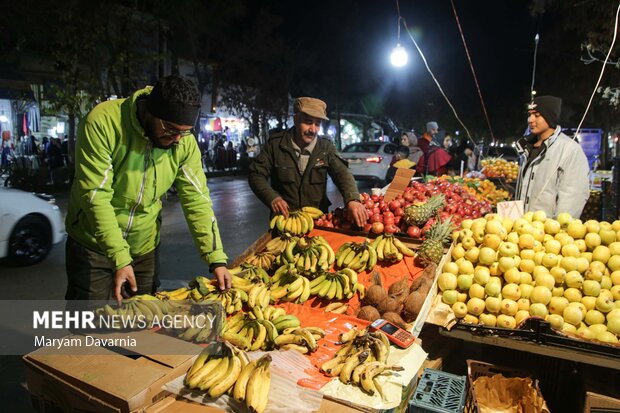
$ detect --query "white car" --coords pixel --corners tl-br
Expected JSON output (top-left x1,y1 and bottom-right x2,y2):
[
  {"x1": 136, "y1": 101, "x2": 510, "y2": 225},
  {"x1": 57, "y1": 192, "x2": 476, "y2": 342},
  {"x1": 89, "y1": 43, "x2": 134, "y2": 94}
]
[
  {"x1": 340, "y1": 142, "x2": 398, "y2": 185},
  {"x1": 0, "y1": 188, "x2": 65, "y2": 265}
]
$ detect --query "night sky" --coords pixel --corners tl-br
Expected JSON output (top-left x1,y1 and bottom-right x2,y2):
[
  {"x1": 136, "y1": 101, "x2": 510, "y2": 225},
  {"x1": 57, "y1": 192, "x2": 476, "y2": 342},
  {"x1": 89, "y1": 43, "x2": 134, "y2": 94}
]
[{"x1": 259, "y1": 0, "x2": 608, "y2": 140}]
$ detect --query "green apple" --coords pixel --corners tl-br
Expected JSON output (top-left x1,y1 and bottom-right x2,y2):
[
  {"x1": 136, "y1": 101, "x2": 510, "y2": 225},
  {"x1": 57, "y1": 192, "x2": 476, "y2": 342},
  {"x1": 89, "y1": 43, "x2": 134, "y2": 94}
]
[
  {"x1": 442, "y1": 290, "x2": 459, "y2": 305},
  {"x1": 529, "y1": 303, "x2": 548, "y2": 317},
  {"x1": 485, "y1": 282, "x2": 501, "y2": 297},
  {"x1": 457, "y1": 274, "x2": 474, "y2": 291}
]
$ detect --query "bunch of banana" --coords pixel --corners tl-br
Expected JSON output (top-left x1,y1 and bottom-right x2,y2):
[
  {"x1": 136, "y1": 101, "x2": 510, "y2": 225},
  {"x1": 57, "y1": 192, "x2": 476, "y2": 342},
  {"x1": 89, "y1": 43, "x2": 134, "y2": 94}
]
[
  {"x1": 371, "y1": 234, "x2": 415, "y2": 263},
  {"x1": 324, "y1": 301, "x2": 349, "y2": 314},
  {"x1": 271, "y1": 314, "x2": 301, "y2": 333},
  {"x1": 320, "y1": 327, "x2": 401, "y2": 396},
  {"x1": 246, "y1": 282, "x2": 271, "y2": 309},
  {"x1": 264, "y1": 232, "x2": 299, "y2": 255},
  {"x1": 96, "y1": 294, "x2": 173, "y2": 328},
  {"x1": 188, "y1": 275, "x2": 218, "y2": 296},
  {"x1": 335, "y1": 240, "x2": 377, "y2": 272},
  {"x1": 244, "y1": 250, "x2": 277, "y2": 271},
  {"x1": 269, "y1": 209, "x2": 316, "y2": 236},
  {"x1": 184, "y1": 342, "x2": 250, "y2": 398},
  {"x1": 234, "y1": 354, "x2": 272, "y2": 413},
  {"x1": 309, "y1": 268, "x2": 361, "y2": 300},
  {"x1": 269, "y1": 264, "x2": 311, "y2": 304},
  {"x1": 202, "y1": 288, "x2": 247, "y2": 314},
  {"x1": 223, "y1": 313, "x2": 279, "y2": 351},
  {"x1": 154, "y1": 287, "x2": 191, "y2": 300},
  {"x1": 282, "y1": 235, "x2": 335, "y2": 275},
  {"x1": 229, "y1": 263, "x2": 270, "y2": 285},
  {"x1": 274, "y1": 326, "x2": 325, "y2": 353},
  {"x1": 247, "y1": 305, "x2": 288, "y2": 323}
]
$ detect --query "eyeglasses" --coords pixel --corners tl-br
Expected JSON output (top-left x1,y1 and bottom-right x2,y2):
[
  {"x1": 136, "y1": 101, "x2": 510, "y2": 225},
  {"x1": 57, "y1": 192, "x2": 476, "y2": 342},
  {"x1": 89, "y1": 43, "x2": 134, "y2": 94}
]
[{"x1": 159, "y1": 119, "x2": 194, "y2": 138}]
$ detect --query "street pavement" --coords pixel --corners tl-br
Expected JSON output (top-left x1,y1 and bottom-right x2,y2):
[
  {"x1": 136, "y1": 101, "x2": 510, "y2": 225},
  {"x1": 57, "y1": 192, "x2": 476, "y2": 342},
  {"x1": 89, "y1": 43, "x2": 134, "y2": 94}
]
[{"x1": 0, "y1": 174, "x2": 372, "y2": 412}]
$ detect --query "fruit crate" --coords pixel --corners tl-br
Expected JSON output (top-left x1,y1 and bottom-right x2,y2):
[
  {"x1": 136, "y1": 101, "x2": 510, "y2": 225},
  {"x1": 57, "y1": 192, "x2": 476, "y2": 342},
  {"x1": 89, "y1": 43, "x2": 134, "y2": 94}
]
[
  {"x1": 464, "y1": 359, "x2": 547, "y2": 413},
  {"x1": 535, "y1": 319, "x2": 620, "y2": 359},
  {"x1": 408, "y1": 368, "x2": 466, "y2": 413}
]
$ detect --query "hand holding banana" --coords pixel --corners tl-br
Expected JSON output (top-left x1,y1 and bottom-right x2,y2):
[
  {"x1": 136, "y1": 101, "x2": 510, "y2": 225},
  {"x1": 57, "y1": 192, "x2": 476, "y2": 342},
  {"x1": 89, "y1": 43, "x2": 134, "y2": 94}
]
[{"x1": 269, "y1": 206, "x2": 323, "y2": 236}]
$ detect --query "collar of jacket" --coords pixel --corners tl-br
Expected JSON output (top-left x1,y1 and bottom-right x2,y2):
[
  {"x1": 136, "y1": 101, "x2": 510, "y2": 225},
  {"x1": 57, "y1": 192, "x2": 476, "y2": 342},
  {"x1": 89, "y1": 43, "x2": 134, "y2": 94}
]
[
  {"x1": 278, "y1": 127, "x2": 325, "y2": 177},
  {"x1": 127, "y1": 86, "x2": 153, "y2": 142},
  {"x1": 534, "y1": 126, "x2": 561, "y2": 150}
]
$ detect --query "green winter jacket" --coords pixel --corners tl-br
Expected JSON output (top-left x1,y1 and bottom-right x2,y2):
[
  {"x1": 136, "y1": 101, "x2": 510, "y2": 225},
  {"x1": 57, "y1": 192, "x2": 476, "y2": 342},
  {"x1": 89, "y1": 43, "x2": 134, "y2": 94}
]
[
  {"x1": 65, "y1": 87, "x2": 227, "y2": 270},
  {"x1": 248, "y1": 128, "x2": 360, "y2": 212}
]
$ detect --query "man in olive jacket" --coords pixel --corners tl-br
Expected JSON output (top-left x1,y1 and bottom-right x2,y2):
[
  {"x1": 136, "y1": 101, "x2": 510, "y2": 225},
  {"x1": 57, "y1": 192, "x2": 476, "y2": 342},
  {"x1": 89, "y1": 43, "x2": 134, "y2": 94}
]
[
  {"x1": 248, "y1": 97, "x2": 367, "y2": 227},
  {"x1": 65, "y1": 75, "x2": 231, "y2": 304}
]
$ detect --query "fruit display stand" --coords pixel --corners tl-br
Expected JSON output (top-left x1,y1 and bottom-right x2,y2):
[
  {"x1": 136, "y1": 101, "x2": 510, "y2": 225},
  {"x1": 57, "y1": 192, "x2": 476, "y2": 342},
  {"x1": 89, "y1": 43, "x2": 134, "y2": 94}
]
[{"x1": 155, "y1": 227, "x2": 454, "y2": 413}]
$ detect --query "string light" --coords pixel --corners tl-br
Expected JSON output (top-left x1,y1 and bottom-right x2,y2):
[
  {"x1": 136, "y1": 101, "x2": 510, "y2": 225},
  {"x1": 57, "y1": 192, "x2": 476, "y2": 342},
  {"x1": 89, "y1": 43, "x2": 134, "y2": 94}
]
[{"x1": 390, "y1": 2, "x2": 408, "y2": 67}]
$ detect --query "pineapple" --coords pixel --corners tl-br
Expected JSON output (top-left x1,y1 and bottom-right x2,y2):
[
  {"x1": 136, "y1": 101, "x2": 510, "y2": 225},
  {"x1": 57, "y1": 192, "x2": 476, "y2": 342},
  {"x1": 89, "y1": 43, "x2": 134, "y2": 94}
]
[
  {"x1": 404, "y1": 194, "x2": 445, "y2": 226},
  {"x1": 417, "y1": 218, "x2": 454, "y2": 264}
]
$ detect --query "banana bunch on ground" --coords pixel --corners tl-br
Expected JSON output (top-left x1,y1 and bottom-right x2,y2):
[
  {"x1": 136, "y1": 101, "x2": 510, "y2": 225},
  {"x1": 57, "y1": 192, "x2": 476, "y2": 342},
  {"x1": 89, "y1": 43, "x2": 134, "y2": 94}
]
[
  {"x1": 323, "y1": 302, "x2": 350, "y2": 314},
  {"x1": 222, "y1": 312, "x2": 279, "y2": 351},
  {"x1": 371, "y1": 234, "x2": 415, "y2": 263},
  {"x1": 282, "y1": 235, "x2": 335, "y2": 275},
  {"x1": 269, "y1": 264, "x2": 312, "y2": 303},
  {"x1": 96, "y1": 294, "x2": 174, "y2": 328},
  {"x1": 185, "y1": 343, "x2": 272, "y2": 413},
  {"x1": 321, "y1": 327, "x2": 402, "y2": 397},
  {"x1": 154, "y1": 287, "x2": 191, "y2": 300},
  {"x1": 247, "y1": 304, "x2": 288, "y2": 324},
  {"x1": 274, "y1": 326, "x2": 326, "y2": 353},
  {"x1": 335, "y1": 240, "x2": 377, "y2": 272},
  {"x1": 245, "y1": 282, "x2": 271, "y2": 310},
  {"x1": 269, "y1": 206, "x2": 323, "y2": 236},
  {"x1": 229, "y1": 263, "x2": 270, "y2": 284},
  {"x1": 309, "y1": 268, "x2": 364, "y2": 300},
  {"x1": 202, "y1": 288, "x2": 247, "y2": 314},
  {"x1": 264, "y1": 232, "x2": 299, "y2": 255},
  {"x1": 244, "y1": 250, "x2": 277, "y2": 271}
]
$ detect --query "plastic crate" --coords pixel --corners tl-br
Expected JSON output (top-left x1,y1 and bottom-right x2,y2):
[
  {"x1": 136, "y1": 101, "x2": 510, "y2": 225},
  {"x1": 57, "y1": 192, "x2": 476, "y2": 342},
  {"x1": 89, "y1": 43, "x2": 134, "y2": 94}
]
[
  {"x1": 464, "y1": 359, "x2": 542, "y2": 413},
  {"x1": 408, "y1": 368, "x2": 466, "y2": 413}
]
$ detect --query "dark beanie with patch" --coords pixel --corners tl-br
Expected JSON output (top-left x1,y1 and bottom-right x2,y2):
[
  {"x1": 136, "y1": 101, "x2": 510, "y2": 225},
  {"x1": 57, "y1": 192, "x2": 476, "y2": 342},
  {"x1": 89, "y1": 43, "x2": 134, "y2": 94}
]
[{"x1": 529, "y1": 96, "x2": 562, "y2": 128}]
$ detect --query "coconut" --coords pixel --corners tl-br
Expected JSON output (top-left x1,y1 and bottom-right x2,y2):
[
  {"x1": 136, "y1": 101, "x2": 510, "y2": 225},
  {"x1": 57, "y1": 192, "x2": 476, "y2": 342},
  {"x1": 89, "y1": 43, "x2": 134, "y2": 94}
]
[
  {"x1": 388, "y1": 276, "x2": 409, "y2": 297},
  {"x1": 365, "y1": 272, "x2": 387, "y2": 307},
  {"x1": 357, "y1": 305, "x2": 381, "y2": 322},
  {"x1": 410, "y1": 263, "x2": 436, "y2": 292},
  {"x1": 378, "y1": 296, "x2": 402, "y2": 315},
  {"x1": 402, "y1": 291, "x2": 425, "y2": 322},
  {"x1": 382, "y1": 311, "x2": 412, "y2": 330}
]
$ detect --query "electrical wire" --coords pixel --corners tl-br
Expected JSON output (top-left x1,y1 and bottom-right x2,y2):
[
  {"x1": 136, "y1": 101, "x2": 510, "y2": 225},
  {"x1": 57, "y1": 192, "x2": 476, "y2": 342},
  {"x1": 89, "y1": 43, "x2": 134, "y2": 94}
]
[
  {"x1": 396, "y1": 9, "x2": 473, "y2": 141},
  {"x1": 450, "y1": 0, "x2": 495, "y2": 144},
  {"x1": 574, "y1": 1, "x2": 620, "y2": 137},
  {"x1": 530, "y1": 33, "x2": 540, "y2": 99}
]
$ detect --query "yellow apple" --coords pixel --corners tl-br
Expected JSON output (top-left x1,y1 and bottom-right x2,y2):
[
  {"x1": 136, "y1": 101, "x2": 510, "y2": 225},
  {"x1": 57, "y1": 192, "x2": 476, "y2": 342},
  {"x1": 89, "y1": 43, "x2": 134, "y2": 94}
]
[
  {"x1": 612, "y1": 220, "x2": 620, "y2": 232},
  {"x1": 567, "y1": 221, "x2": 587, "y2": 239},
  {"x1": 452, "y1": 243, "x2": 466, "y2": 260},
  {"x1": 461, "y1": 236, "x2": 477, "y2": 250},
  {"x1": 513, "y1": 218, "x2": 529, "y2": 233},
  {"x1": 533, "y1": 251, "x2": 545, "y2": 265},
  {"x1": 580, "y1": 252, "x2": 593, "y2": 263},
  {"x1": 547, "y1": 314, "x2": 564, "y2": 329},
  {"x1": 473, "y1": 266, "x2": 491, "y2": 285},
  {"x1": 520, "y1": 248, "x2": 535, "y2": 260},
  {"x1": 574, "y1": 239, "x2": 587, "y2": 253},
  {"x1": 520, "y1": 272, "x2": 533, "y2": 285},
  {"x1": 483, "y1": 234, "x2": 503, "y2": 250},
  {"x1": 550, "y1": 266, "x2": 566, "y2": 284},
  {"x1": 581, "y1": 296, "x2": 597, "y2": 311},
  {"x1": 457, "y1": 274, "x2": 474, "y2": 291},
  {"x1": 584, "y1": 219, "x2": 601, "y2": 234},
  {"x1": 485, "y1": 219, "x2": 505, "y2": 236},
  {"x1": 543, "y1": 234, "x2": 555, "y2": 243},
  {"x1": 599, "y1": 228, "x2": 617, "y2": 246},
  {"x1": 442, "y1": 261, "x2": 459, "y2": 275},
  {"x1": 452, "y1": 302, "x2": 468, "y2": 318},
  {"x1": 506, "y1": 231, "x2": 519, "y2": 244},
  {"x1": 544, "y1": 239, "x2": 562, "y2": 254},
  {"x1": 489, "y1": 262, "x2": 501, "y2": 276},
  {"x1": 467, "y1": 297, "x2": 486, "y2": 316},
  {"x1": 498, "y1": 241, "x2": 519, "y2": 258},
  {"x1": 608, "y1": 256, "x2": 620, "y2": 272},
  {"x1": 498, "y1": 256, "x2": 516, "y2": 273},
  {"x1": 549, "y1": 296, "x2": 569, "y2": 315},
  {"x1": 501, "y1": 298, "x2": 519, "y2": 316},
  {"x1": 520, "y1": 283, "x2": 534, "y2": 299},
  {"x1": 478, "y1": 247, "x2": 497, "y2": 266},
  {"x1": 541, "y1": 253, "x2": 560, "y2": 269},
  {"x1": 534, "y1": 272, "x2": 555, "y2": 290},
  {"x1": 438, "y1": 272, "x2": 458, "y2": 291},
  {"x1": 458, "y1": 228, "x2": 474, "y2": 240},
  {"x1": 497, "y1": 314, "x2": 517, "y2": 329},
  {"x1": 503, "y1": 267, "x2": 521, "y2": 284},
  {"x1": 479, "y1": 313, "x2": 497, "y2": 327},
  {"x1": 532, "y1": 210, "x2": 547, "y2": 222},
  {"x1": 576, "y1": 257, "x2": 590, "y2": 274},
  {"x1": 543, "y1": 218, "x2": 561, "y2": 235},
  {"x1": 592, "y1": 245, "x2": 611, "y2": 264},
  {"x1": 586, "y1": 269, "x2": 604, "y2": 282},
  {"x1": 532, "y1": 228, "x2": 545, "y2": 242},
  {"x1": 472, "y1": 228, "x2": 485, "y2": 244},
  {"x1": 501, "y1": 218, "x2": 514, "y2": 233},
  {"x1": 552, "y1": 286, "x2": 565, "y2": 297},
  {"x1": 609, "y1": 242, "x2": 620, "y2": 256},
  {"x1": 485, "y1": 282, "x2": 501, "y2": 298},
  {"x1": 565, "y1": 270, "x2": 584, "y2": 288},
  {"x1": 461, "y1": 219, "x2": 473, "y2": 229},
  {"x1": 561, "y1": 243, "x2": 580, "y2": 258},
  {"x1": 517, "y1": 298, "x2": 530, "y2": 311},
  {"x1": 519, "y1": 259, "x2": 535, "y2": 274},
  {"x1": 564, "y1": 287, "x2": 583, "y2": 302},
  {"x1": 464, "y1": 246, "x2": 480, "y2": 264},
  {"x1": 518, "y1": 233, "x2": 535, "y2": 250},
  {"x1": 556, "y1": 212, "x2": 573, "y2": 228},
  {"x1": 502, "y1": 283, "x2": 521, "y2": 301},
  {"x1": 515, "y1": 310, "x2": 531, "y2": 326},
  {"x1": 456, "y1": 258, "x2": 475, "y2": 275},
  {"x1": 523, "y1": 211, "x2": 534, "y2": 222}
]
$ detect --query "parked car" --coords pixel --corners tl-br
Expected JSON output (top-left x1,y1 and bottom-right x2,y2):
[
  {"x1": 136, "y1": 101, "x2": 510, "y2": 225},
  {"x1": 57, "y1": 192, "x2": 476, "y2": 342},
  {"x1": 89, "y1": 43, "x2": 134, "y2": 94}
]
[
  {"x1": 340, "y1": 141, "x2": 398, "y2": 185},
  {"x1": 0, "y1": 188, "x2": 65, "y2": 265}
]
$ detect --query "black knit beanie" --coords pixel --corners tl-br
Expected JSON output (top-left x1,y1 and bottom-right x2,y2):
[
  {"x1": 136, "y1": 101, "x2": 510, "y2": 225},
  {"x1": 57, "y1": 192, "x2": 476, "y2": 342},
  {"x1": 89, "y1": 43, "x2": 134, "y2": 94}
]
[
  {"x1": 528, "y1": 96, "x2": 562, "y2": 128},
  {"x1": 146, "y1": 75, "x2": 201, "y2": 126}
]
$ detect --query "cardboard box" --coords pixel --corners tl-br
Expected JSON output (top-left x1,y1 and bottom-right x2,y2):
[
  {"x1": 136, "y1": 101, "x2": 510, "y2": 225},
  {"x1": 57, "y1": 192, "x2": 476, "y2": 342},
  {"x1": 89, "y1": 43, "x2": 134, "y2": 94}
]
[
  {"x1": 24, "y1": 330, "x2": 201, "y2": 413},
  {"x1": 145, "y1": 395, "x2": 223, "y2": 413}
]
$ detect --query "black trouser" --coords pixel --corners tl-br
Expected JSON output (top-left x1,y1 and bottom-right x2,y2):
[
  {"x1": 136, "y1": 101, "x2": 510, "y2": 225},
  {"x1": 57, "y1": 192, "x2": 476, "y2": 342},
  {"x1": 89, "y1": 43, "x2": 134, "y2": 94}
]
[{"x1": 65, "y1": 237, "x2": 160, "y2": 300}]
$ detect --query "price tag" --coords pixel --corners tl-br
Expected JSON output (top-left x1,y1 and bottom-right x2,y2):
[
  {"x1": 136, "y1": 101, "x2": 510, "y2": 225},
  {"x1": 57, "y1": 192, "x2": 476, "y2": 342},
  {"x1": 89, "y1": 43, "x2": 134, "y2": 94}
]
[
  {"x1": 384, "y1": 168, "x2": 415, "y2": 203},
  {"x1": 497, "y1": 200, "x2": 524, "y2": 220}
]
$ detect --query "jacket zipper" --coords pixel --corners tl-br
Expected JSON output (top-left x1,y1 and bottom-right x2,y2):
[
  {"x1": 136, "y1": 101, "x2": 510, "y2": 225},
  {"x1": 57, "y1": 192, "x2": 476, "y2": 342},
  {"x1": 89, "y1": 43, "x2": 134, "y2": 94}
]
[{"x1": 124, "y1": 142, "x2": 151, "y2": 239}]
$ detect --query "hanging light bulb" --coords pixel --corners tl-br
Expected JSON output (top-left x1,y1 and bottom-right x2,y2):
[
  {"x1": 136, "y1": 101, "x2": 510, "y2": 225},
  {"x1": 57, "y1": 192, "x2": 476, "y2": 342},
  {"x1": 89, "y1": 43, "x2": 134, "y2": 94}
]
[{"x1": 391, "y1": 43, "x2": 408, "y2": 67}]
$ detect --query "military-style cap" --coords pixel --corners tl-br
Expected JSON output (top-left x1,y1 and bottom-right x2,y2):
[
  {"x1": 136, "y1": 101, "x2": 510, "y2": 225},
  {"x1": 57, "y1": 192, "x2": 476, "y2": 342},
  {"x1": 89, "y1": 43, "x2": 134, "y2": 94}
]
[{"x1": 294, "y1": 97, "x2": 329, "y2": 120}]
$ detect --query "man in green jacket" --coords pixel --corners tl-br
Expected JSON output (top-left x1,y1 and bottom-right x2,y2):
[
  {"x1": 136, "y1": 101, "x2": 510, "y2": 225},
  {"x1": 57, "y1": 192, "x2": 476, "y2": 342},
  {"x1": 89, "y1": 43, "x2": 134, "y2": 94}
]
[
  {"x1": 248, "y1": 97, "x2": 367, "y2": 227},
  {"x1": 65, "y1": 75, "x2": 231, "y2": 304}
]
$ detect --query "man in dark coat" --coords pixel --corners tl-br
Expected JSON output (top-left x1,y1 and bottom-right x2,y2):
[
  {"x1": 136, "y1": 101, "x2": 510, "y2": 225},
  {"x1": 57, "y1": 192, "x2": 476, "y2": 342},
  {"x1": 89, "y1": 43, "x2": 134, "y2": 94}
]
[{"x1": 248, "y1": 97, "x2": 367, "y2": 227}]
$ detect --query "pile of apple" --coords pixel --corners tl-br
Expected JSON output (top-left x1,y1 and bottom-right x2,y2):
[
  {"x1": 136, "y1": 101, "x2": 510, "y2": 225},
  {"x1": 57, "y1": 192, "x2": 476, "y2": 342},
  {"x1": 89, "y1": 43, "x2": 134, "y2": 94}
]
[
  {"x1": 438, "y1": 211, "x2": 620, "y2": 345},
  {"x1": 314, "y1": 179, "x2": 492, "y2": 239}
]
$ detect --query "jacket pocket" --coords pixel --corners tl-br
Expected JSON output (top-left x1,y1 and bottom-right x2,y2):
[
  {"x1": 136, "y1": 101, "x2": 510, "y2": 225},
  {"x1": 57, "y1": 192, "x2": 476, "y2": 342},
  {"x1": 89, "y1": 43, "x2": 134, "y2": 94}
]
[
  {"x1": 310, "y1": 166, "x2": 327, "y2": 184},
  {"x1": 276, "y1": 166, "x2": 296, "y2": 183}
]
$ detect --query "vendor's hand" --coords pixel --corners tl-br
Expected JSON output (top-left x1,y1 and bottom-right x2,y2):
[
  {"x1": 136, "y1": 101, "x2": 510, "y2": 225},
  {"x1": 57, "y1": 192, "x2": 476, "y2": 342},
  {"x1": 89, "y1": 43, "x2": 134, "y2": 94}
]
[
  {"x1": 114, "y1": 265, "x2": 137, "y2": 306},
  {"x1": 271, "y1": 196, "x2": 289, "y2": 218},
  {"x1": 347, "y1": 200, "x2": 368, "y2": 228},
  {"x1": 213, "y1": 266, "x2": 232, "y2": 291}
]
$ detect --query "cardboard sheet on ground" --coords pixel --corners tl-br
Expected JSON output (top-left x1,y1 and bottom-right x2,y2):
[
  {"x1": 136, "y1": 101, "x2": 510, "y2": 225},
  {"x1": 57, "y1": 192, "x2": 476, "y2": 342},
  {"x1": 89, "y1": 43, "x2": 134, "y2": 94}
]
[{"x1": 164, "y1": 350, "x2": 323, "y2": 413}]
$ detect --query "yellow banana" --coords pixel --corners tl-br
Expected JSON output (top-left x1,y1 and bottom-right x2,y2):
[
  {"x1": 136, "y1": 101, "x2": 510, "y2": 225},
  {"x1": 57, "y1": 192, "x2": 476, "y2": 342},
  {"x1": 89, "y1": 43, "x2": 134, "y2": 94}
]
[
  {"x1": 208, "y1": 355, "x2": 242, "y2": 397},
  {"x1": 340, "y1": 350, "x2": 369, "y2": 384},
  {"x1": 233, "y1": 359, "x2": 258, "y2": 402},
  {"x1": 197, "y1": 356, "x2": 230, "y2": 391},
  {"x1": 250, "y1": 322, "x2": 267, "y2": 351}
]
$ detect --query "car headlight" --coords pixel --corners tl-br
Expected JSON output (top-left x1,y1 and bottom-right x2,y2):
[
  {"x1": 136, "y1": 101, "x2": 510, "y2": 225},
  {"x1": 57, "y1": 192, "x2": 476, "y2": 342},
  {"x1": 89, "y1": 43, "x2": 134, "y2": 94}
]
[{"x1": 34, "y1": 193, "x2": 56, "y2": 204}]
